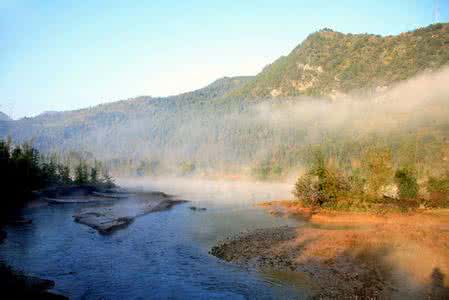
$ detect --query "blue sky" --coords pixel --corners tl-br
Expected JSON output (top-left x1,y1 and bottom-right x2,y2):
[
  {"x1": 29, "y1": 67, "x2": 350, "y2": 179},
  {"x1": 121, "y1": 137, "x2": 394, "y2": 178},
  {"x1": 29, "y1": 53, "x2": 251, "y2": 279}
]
[{"x1": 1, "y1": 0, "x2": 448, "y2": 119}]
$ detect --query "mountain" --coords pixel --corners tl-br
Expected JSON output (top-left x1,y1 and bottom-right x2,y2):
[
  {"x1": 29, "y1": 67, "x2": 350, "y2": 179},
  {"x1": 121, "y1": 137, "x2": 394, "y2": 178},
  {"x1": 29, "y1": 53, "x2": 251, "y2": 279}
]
[
  {"x1": 0, "y1": 111, "x2": 12, "y2": 121},
  {"x1": 2, "y1": 23, "x2": 449, "y2": 177},
  {"x1": 2, "y1": 76, "x2": 255, "y2": 156},
  {"x1": 231, "y1": 23, "x2": 449, "y2": 98},
  {"x1": 0, "y1": 112, "x2": 12, "y2": 137}
]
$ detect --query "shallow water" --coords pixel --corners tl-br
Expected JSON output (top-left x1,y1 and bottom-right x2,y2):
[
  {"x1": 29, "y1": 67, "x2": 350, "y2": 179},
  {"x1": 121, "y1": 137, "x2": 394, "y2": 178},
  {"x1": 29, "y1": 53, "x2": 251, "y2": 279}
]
[{"x1": 0, "y1": 178, "x2": 309, "y2": 299}]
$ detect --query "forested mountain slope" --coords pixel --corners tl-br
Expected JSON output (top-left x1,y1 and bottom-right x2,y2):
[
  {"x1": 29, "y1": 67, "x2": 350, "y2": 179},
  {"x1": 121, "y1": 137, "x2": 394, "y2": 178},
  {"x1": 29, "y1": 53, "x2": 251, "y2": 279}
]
[
  {"x1": 2, "y1": 23, "x2": 449, "y2": 178},
  {"x1": 232, "y1": 23, "x2": 449, "y2": 98},
  {"x1": 2, "y1": 76, "x2": 252, "y2": 152}
]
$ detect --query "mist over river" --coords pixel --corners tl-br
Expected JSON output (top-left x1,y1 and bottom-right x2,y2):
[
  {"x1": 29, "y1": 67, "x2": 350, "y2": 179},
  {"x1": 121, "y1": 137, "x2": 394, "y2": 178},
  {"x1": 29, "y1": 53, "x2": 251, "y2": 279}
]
[{"x1": 0, "y1": 178, "x2": 308, "y2": 299}]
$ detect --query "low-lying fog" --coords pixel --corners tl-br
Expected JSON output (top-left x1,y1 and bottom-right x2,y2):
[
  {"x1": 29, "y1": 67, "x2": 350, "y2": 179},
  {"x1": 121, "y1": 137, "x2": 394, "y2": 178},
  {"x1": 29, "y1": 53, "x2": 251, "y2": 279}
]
[
  {"x1": 85, "y1": 66, "x2": 449, "y2": 176},
  {"x1": 118, "y1": 176, "x2": 293, "y2": 205}
]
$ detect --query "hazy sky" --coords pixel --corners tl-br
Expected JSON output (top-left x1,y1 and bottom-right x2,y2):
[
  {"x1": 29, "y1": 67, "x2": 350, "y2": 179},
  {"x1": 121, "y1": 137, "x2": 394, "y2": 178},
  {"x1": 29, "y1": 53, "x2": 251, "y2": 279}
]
[{"x1": 1, "y1": 0, "x2": 448, "y2": 119}]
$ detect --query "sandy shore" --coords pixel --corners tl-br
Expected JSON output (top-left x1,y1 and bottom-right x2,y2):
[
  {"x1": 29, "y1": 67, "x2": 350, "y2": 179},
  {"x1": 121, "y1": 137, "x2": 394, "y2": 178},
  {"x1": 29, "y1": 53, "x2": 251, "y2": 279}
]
[{"x1": 211, "y1": 201, "x2": 449, "y2": 299}]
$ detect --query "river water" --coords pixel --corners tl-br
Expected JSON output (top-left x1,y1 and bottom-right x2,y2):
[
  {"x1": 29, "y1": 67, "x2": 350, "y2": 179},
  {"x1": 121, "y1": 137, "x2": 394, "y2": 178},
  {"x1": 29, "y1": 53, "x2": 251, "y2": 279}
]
[{"x1": 0, "y1": 178, "x2": 308, "y2": 299}]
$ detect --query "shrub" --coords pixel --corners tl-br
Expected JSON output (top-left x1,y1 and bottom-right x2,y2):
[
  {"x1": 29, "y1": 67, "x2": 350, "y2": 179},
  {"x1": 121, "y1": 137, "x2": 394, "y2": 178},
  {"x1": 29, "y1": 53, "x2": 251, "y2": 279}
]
[
  {"x1": 362, "y1": 148, "x2": 393, "y2": 197},
  {"x1": 427, "y1": 174, "x2": 449, "y2": 207},
  {"x1": 74, "y1": 160, "x2": 89, "y2": 185},
  {"x1": 394, "y1": 168, "x2": 418, "y2": 199},
  {"x1": 293, "y1": 173, "x2": 320, "y2": 206},
  {"x1": 101, "y1": 169, "x2": 115, "y2": 188},
  {"x1": 179, "y1": 161, "x2": 196, "y2": 175},
  {"x1": 293, "y1": 151, "x2": 350, "y2": 207}
]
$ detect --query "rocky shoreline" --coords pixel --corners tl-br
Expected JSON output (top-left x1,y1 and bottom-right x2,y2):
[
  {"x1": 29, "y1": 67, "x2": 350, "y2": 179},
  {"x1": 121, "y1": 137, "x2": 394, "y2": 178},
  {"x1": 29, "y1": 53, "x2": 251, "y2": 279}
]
[
  {"x1": 210, "y1": 206, "x2": 449, "y2": 299},
  {"x1": 210, "y1": 226, "x2": 388, "y2": 299}
]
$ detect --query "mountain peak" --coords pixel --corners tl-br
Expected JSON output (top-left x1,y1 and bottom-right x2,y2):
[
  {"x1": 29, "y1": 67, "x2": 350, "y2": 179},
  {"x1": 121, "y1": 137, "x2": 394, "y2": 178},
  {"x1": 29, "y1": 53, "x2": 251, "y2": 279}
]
[{"x1": 232, "y1": 22, "x2": 449, "y2": 98}]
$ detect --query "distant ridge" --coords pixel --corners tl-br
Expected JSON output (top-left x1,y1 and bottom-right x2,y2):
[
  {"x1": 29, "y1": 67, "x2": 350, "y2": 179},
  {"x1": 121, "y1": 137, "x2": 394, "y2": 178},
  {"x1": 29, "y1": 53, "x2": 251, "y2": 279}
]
[{"x1": 2, "y1": 22, "x2": 449, "y2": 165}]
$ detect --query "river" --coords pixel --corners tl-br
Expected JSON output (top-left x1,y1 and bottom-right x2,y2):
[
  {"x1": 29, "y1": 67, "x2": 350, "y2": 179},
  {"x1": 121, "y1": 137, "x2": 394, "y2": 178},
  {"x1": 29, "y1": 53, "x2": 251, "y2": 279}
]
[{"x1": 0, "y1": 178, "x2": 309, "y2": 299}]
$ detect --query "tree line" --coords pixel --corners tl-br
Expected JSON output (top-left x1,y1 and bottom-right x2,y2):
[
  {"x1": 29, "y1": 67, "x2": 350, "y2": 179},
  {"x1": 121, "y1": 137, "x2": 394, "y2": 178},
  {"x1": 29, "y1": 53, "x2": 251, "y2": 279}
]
[
  {"x1": 0, "y1": 138, "x2": 114, "y2": 223},
  {"x1": 293, "y1": 147, "x2": 449, "y2": 212}
]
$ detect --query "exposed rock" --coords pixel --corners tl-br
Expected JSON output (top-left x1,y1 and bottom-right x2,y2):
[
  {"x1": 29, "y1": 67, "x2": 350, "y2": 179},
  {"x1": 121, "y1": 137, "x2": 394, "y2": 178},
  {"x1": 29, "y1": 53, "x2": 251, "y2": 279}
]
[
  {"x1": 74, "y1": 213, "x2": 133, "y2": 234},
  {"x1": 210, "y1": 226, "x2": 389, "y2": 299},
  {"x1": 381, "y1": 184, "x2": 399, "y2": 199},
  {"x1": 189, "y1": 206, "x2": 207, "y2": 211},
  {"x1": 73, "y1": 192, "x2": 187, "y2": 234}
]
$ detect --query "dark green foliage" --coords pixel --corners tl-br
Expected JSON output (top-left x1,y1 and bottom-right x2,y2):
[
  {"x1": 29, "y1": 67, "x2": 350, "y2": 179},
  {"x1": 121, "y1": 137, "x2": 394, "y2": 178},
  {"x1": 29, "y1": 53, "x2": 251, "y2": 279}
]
[
  {"x1": 394, "y1": 168, "x2": 418, "y2": 199},
  {"x1": 74, "y1": 160, "x2": 89, "y2": 185},
  {"x1": 0, "y1": 139, "x2": 71, "y2": 222},
  {"x1": 40, "y1": 157, "x2": 58, "y2": 186},
  {"x1": 90, "y1": 166, "x2": 98, "y2": 184},
  {"x1": 0, "y1": 138, "x2": 116, "y2": 224},
  {"x1": 427, "y1": 174, "x2": 449, "y2": 207},
  {"x1": 57, "y1": 165, "x2": 71, "y2": 184}
]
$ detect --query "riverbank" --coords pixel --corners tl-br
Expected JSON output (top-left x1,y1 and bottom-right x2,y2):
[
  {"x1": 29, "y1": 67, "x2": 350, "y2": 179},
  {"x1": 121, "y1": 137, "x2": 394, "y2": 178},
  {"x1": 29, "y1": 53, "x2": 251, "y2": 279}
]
[
  {"x1": 0, "y1": 184, "x2": 188, "y2": 298},
  {"x1": 0, "y1": 179, "x2": 301, "y2": 298},
  {"x1": 211, "y1": 201, "x2": 449, "y2": 299},
  {"x1": 36, "y1": 185, "x2": 188, "y2": 234},
  {"x1": 0, "y1": 263, "x2": 67, "y2": 299}
]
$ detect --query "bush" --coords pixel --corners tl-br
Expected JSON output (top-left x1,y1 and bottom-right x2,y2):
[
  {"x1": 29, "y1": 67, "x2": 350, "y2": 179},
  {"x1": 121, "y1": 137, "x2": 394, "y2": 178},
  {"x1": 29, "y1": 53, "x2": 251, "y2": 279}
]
[
  {"x1": 394, "y1": 168, "x2": 418, "y2": 199},
  {"x1": 74, "y1": 160, "x2": 89, "y2": 185},
  {"x1": 293, "y1": 151, "x2": 350, "y2": 207},
  {"x1": 293, "y1": 173, "x2": 320, "y2": 206},
  {"x1": 362, "y1": 148, "x2": 393, "y2": 197},
  {"x1": 179, "y1": 161, "x2": 196, "y2": 175}
]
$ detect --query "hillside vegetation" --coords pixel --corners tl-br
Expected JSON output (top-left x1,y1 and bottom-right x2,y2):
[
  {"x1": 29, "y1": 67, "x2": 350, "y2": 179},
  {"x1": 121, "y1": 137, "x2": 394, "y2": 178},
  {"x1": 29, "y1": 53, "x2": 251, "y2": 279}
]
[
  {"x1": 1, "y1": 23, "x2": 449, "y2": 203},
  {"x1": 232, "y1": 23, "x2": 449, "y2": 97}
]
